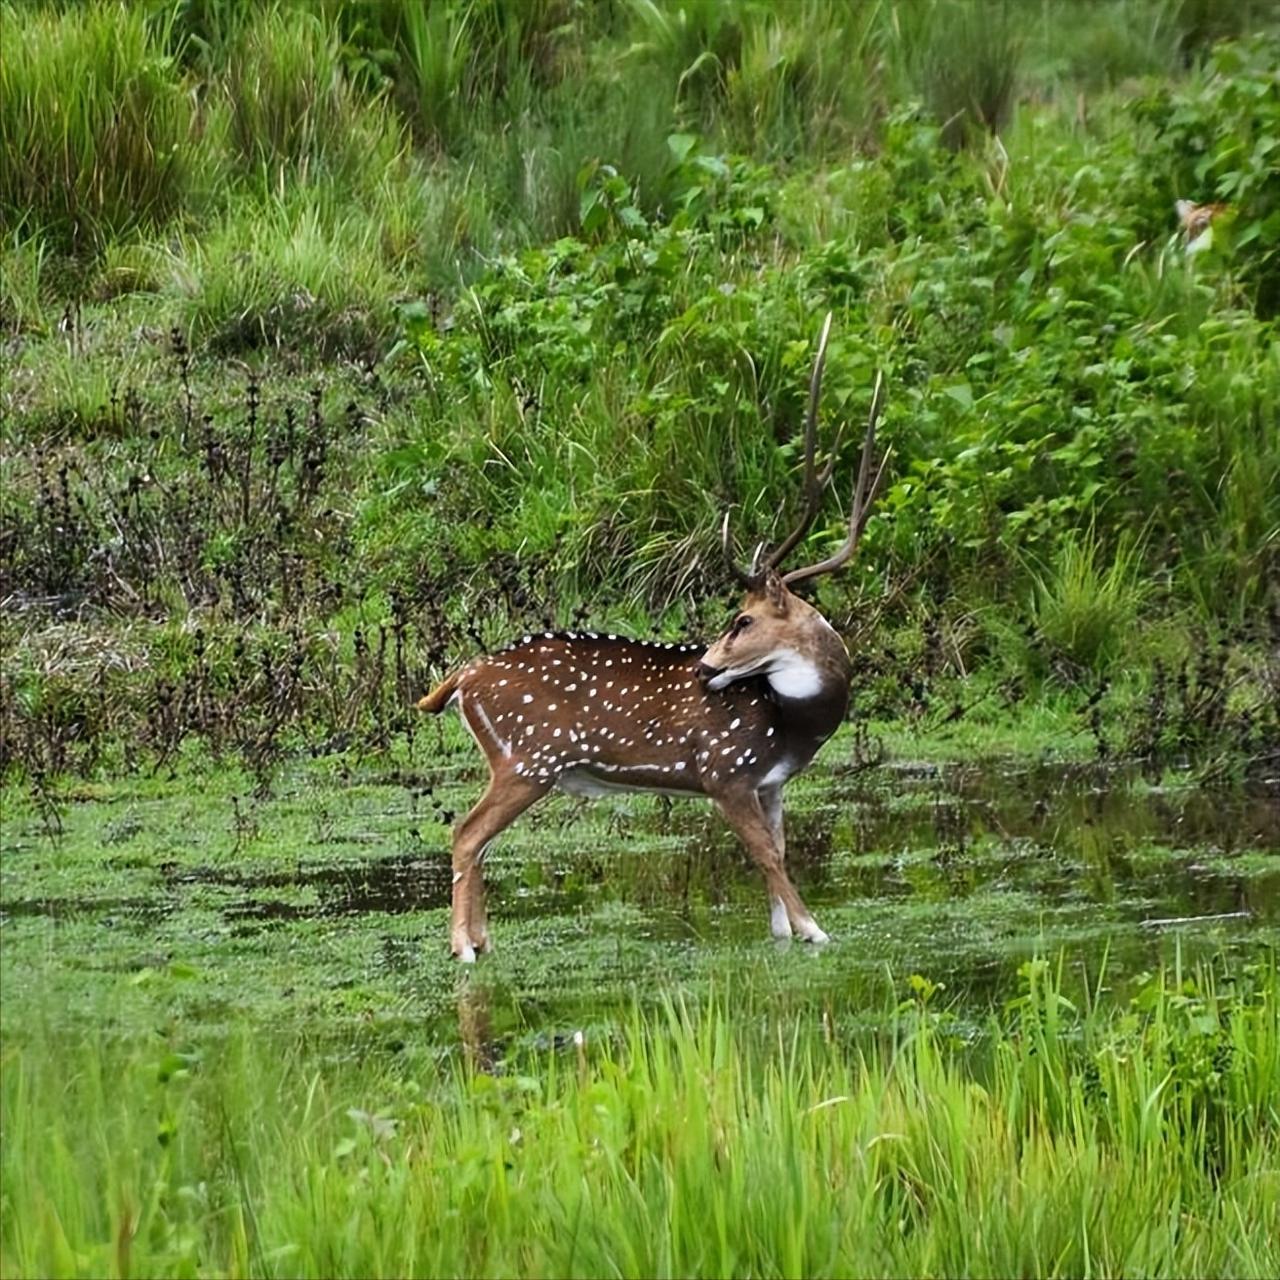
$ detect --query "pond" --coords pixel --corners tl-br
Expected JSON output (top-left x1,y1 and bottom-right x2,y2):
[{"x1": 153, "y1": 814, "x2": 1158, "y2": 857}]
[{"x1": 2, "y1": 742, "x2": 1276, "y2": 1057}]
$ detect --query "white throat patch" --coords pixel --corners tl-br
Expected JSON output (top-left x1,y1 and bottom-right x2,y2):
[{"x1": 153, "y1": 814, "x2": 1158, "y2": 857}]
[
  {"x1": 705, "y1": 650, "x2": 824, "y2": 698},
  {"x1": 765, "y1": 651, "x2": 823, "y2": 700}
]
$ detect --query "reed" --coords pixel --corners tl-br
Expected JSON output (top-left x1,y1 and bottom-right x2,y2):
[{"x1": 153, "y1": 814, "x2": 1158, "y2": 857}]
[{"x1": 2, "y1": 957, "x2": 1275, "y2": 1277}]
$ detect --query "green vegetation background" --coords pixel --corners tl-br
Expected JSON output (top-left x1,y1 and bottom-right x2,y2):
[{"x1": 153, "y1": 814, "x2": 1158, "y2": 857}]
[
  {"x1": 2, "y1": 0, "x2": 1278, "y2": 780},
  {"x1": 2, "y1": 5, "x2": 1280, "y2": 1276}
]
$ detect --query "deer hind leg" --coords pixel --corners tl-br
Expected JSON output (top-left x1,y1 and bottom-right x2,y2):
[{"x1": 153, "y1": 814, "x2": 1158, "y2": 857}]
[
  {"x1": 712, "y1": 787, "x2": 828, "y2": 944},
  {"x1": 450, "y1": 773, "x2": 547, "y2": 962}
]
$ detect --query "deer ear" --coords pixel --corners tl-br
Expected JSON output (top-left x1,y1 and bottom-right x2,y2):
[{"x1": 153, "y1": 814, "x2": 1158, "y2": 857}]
[{"x1": 764, "y1": 570, "x2": 789, "y2": 614}]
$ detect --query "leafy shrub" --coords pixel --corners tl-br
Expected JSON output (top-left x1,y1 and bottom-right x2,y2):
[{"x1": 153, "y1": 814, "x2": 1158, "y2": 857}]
[{"x1": 1139, "y1": 32, "x2": 1280, "y2": 314}]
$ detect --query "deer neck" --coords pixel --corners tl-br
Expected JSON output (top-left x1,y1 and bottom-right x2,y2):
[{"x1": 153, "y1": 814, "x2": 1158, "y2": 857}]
[{"x1": 765, "y1": 628, "x2": 851, "y2": 755}]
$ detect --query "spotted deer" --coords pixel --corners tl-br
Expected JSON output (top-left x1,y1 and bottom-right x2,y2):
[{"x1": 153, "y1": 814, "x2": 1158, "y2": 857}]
[
  {"x1": 418, "y1": 314, "x2": 889, "y2": 960},
  {"x1": 1176, "y1": 198, "x2": 1229, "y2": 252}
]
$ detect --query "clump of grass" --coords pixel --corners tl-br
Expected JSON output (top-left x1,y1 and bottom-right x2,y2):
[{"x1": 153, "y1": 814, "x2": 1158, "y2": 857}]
[
  {"x1": 895, "y1": 0, "x2": 1022, "y2": 148},
  {"x1": 2, "y1": 957, "x2": 1276, "y2": 1277},
  {"x1": 0, "y1": 1, "x2": 199, "y2": 247},
  {"x1": 223, "y1": 3, "x2": 400, "y2": 188},
  {"x1": 0, "y1": 233, "x2": 50, "y2": 335},
  {"x1": 171, "y1": 191, "x2": 400, "y2": 353},
  {"x1": 395, "y1": 0, "x2": 473, "y2": 151},
  {"x1": 1175, "y1": 0, "x2": 1280, "y2": 57},
  {"x1": 388, "y1": 0, "x2": 574, "y2": 152},
  {"x1": 1028, "y1": 528, "x2": 1152, "y2": 676},
  {"x1": 624, "y1": 0, "x2": 748, "y2": 111},
  {"x1": 721, "y1": 5, "x2": 852, "y2": 156},
  {"x1": 1052, "y1": 0, "x2": 1183, "y2": 90}
]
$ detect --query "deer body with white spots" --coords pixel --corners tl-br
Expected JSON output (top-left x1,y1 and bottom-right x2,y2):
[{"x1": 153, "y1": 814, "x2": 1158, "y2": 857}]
[{"x1": 418, "y1": 315, "x2": 890, "y2": 960}]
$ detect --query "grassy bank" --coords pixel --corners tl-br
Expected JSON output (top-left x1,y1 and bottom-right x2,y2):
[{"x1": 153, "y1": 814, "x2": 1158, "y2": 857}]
[{"x1": 2, "y1": 957, "x2": 1277, "y2": 1278}]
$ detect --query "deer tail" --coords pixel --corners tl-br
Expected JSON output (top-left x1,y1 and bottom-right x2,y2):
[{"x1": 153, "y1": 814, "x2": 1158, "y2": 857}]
[{"x1": 416, "y1": 668, "x2": 464, "y2": 714}]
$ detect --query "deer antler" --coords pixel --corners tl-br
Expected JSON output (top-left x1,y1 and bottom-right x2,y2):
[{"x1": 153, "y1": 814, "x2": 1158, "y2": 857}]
[
  {"x1": 721, "y1": 313, "x2": 889, "y2": 589},
  {"x1": 759, "y1": 311, "x2": 834, "y2": 573},
  {"x1": 722, "y1": 312, "x2": 836, "y2": 585},
  {"x1": 781, "y1": 369, "x2": 889, "y2": 586},
  {"x1": 721, "y1": 511, "x2": 754, "y2": 588}
]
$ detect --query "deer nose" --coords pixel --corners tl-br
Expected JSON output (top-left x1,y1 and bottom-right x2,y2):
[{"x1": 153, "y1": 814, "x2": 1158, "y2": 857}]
[{"x1": 696, "y1": 660, "x2": 720, "y2": 681}]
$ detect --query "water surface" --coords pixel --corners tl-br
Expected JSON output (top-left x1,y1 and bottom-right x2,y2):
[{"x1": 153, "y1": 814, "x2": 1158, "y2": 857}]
[{"x1": 2, "y1": 753, "x2": 1276, "y2": 1054}]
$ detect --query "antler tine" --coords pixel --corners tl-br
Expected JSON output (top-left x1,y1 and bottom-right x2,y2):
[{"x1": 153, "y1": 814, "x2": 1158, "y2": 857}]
[
  {"x1": 721, "y1": 509, "x2": 754, "y2": 587},
  {"x1": 762, "y1": 311, "x2": 834, "y2": 573},
  {"x1": 782, "y1": 370, "x2": 889, "y2": 587}
]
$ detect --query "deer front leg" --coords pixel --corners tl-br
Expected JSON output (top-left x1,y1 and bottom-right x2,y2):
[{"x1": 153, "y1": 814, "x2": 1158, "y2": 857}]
[
  {"x1": 450, "y1": 775, "x2": 546, "y2": 961},
  {"x1": 756, "y1": 784, "x2": 795, "y2": 938},
  {"x1": 760, "y1": 784, "x2": 785, "y2": 857},
  {"x1": 466, "y1": 840, "x2": 494, "y2": 955},
  {"x1": 712, "y1": 786, "x2": 829, "y2": 944}
]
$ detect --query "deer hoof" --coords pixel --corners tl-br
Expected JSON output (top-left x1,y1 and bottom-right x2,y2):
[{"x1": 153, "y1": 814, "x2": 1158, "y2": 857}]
[{"x1": 796, "y1": 919, "x2": 830, "y2": 945}]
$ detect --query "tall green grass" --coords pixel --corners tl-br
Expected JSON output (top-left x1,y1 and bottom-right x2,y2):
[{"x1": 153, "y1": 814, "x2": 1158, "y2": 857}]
[
  {"x1": 1028, "y1": 529, "x2": 1152, "y2": 675},
  {"x1": 893, "y1": 0, "x2": 1023, "y2": 149},
  {"x1": 0, "y1": 1, "x2": 199, "y2": 246},
  {"x1": 222, "y1": 3, "x2": 402, "y2": 189},
  {"x1": 170, "y1": 188, "x2": 401, "y2": 353},
  {"x1": 2, "y1": 957, "x2": 1276, "y2": 1277}
]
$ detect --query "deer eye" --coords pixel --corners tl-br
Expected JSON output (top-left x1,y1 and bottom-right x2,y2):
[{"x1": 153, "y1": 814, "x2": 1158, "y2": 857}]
[{"x1": 732, "y1": 614, "x2": 754, "y2": 633}]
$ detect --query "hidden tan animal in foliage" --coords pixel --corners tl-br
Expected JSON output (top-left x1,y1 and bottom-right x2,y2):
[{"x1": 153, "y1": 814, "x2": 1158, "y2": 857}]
[
  {"x1": 418, "y1": 314, "x2": 890, "y2": 960},
  {"x1": 1176, "y1": 198, "x2": 1229, "y2": 252}
]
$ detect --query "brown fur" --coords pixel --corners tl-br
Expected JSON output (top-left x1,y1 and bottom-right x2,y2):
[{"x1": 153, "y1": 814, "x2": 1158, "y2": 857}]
[
  {"x1": 422, "y1": 574, "x2": 851, "y2": 959},
  {"x1": 702, "y1": 575, "x2": 851, "y2": 694},
  {"x1": 1176, "y1": 198, "x2": 1229, "y2": 242},
  {"x1": 417, "y1": 669, "x2": 463, "y2": 714}
]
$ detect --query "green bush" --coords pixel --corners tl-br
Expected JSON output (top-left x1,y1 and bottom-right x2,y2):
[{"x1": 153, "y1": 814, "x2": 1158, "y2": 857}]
[{"x1": 1141, "y1": 33, "x2": 1280, "y2": 315}]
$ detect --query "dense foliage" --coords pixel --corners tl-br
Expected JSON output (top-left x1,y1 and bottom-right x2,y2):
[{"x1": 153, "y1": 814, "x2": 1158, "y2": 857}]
[{"x1": 2, "y1": 0, "x2": 1278, "y2": 777}]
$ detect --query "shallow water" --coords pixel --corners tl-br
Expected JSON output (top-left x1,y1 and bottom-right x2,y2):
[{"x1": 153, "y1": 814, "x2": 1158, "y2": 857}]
[{"x1": 2, "y1": 754, "x2": 1276, "y2": 1054}]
